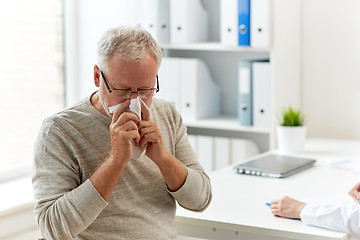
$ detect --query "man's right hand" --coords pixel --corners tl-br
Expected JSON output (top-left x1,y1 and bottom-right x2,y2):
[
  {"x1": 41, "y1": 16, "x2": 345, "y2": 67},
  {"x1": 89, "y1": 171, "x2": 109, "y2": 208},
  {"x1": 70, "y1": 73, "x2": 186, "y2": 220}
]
[
  {"x1": 90, "y1": 99, "x2": 141, "y2": 201},
  {"x1": 109, "y1": 99, "x2": 140, "y2": 165}
]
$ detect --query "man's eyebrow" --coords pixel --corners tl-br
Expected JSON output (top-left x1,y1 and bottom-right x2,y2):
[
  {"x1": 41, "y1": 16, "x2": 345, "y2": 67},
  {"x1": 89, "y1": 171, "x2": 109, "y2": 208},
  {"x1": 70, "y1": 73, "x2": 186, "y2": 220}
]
[
  {"x1": 113, "y1": 83, "x2": 154, "y2": 90},
  {"x1": 139, "y1": 84, "x2": 155, "y2": 89}
]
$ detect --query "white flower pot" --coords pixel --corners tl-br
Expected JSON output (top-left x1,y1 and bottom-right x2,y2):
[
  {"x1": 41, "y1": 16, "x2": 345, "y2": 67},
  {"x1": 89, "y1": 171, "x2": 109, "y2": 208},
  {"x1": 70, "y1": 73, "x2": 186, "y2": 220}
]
[{"x1": 277, "y1": 126, "x2": 307, "y2": 154}]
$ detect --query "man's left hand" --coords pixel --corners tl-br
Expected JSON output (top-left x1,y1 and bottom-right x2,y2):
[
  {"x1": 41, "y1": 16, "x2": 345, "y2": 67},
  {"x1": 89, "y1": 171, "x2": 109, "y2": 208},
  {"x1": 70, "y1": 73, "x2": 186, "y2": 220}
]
[{"x1": 137, "y1": 100, "x2": 166, "y2": 163}]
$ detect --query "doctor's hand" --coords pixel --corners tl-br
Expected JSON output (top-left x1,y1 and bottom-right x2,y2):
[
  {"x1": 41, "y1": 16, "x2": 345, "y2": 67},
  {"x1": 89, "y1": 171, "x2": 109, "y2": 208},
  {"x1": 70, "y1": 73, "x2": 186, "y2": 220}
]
[
  {"x1": 137, "y1": 100, "x2": 167, "y2": 163},
  {"x1": 270, "y1": 196, "x2": 305, "y2": 220},
  {"x1": 348, "y1": 182, "x2": 360, "y2": 202},
  {"x1": 109, "y1": 99, "x2": 140, "y2": 165}
]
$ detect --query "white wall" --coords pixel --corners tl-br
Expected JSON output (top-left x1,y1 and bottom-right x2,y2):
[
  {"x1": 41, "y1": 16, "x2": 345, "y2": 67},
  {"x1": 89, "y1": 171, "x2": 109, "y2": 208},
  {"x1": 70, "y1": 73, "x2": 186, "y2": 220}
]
[
  {"x1": 301, "y1": 0, "x2": 360, "y2": 139},
  {"x1": 272, "y1": 0, "x2": 302, "y2": 121}
]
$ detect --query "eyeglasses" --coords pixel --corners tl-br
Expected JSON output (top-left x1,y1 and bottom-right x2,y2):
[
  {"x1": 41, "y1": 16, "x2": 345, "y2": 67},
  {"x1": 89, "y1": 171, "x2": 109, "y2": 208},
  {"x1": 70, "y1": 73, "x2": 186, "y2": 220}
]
[{"x1": 99, "y1": 69, "x2": 159, "y2": 99}]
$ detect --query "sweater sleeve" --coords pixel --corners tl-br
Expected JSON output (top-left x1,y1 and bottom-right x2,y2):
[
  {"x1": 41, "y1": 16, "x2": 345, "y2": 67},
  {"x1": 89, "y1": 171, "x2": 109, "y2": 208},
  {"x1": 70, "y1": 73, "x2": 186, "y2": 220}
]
[
  {"x1": 168, "y1": 167, "x2": 212, "y2": 212},
  {"x1": 32, "y1": 120, "x2": 108, "y2": 240},
  {"x1": 300, "y1": 201, "x2": 360, "y2": 238},
  {"x1": 167, "y1": 106, "x2": 212, "y2": 212}
]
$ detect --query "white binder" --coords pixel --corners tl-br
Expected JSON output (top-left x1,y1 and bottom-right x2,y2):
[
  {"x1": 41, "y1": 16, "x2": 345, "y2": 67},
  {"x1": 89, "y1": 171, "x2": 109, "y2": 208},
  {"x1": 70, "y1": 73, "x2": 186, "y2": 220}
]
[
  {"x1": 156, "y1": 57, "x2": 182, "y2": 113},
  {"x1": 180, "y1": 58, "x2": 220, "y2": 121},
  {"x1": 214, "y1": 137, "x2": 230, "y2": 170},
  {"x1": 238, "y1": 61, "x2": 253, "y2": 126},
  {"x1": 169, "y1": 0, "x2": 209, "y2": 43},
  {"x1": 143, "y1": 0, "x2": 170, "y2": 43},
  {"x1": 252, "y1": 62, "x2": 271, "y2": 129},
  {"x1": 251, "y1": 0, "x2": 271, "y2": 47},
  {"x1": 197, "y1": 135, "x2": 214, "y2": 173},
  {"x1": 220, "y1": 0, "x2": 238, "y2": 46},
  {"x1": 230, "y1": 138, "x2": 247, "y2": 164},
  {"x1": 230, "y1": 139, "x2": 259, "y2": 164}
]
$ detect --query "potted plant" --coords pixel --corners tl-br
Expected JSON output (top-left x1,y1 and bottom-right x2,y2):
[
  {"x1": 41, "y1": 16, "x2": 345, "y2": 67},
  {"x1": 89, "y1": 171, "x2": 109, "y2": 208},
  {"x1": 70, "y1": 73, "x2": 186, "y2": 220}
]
[{"x1": 277, "y1": 106, "x2": 306, "y2": 153}]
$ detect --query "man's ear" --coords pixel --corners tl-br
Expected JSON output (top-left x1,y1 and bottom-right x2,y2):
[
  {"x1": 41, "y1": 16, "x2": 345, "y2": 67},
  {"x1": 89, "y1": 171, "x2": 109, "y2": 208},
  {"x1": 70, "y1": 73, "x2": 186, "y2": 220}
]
[{"x1": 94, "y1": 65, "x2": 100, "y2": 87}]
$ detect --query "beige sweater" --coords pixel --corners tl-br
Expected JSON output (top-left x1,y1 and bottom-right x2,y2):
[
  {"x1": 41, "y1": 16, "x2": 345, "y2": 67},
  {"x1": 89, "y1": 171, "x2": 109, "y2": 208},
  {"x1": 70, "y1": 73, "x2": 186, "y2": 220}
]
[{"x1": 32, "y1": 95, "x2": 212, "y2": 240}]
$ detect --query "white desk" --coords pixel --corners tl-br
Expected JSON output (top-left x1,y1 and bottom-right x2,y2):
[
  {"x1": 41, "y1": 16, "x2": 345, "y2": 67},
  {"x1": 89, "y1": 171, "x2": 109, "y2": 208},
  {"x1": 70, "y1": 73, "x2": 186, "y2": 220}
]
[{"x1": 176, "y1": 139, "x2": 360, "y2": 240}]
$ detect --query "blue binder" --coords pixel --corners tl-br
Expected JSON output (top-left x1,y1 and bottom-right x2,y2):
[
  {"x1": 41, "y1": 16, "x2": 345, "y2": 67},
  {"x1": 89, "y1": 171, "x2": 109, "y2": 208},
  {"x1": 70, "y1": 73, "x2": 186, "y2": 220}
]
[
  {"x1": 238, "y1": 0, "x2": 250, "y2": 46},
  {"x1": 238, "y1": 61, "x2": 252, "y2": 126}
]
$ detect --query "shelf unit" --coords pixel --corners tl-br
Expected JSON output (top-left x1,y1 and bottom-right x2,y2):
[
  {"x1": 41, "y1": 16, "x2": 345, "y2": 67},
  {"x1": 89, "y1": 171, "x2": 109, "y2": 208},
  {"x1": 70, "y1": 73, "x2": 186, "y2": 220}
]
[
  {"x1": 161, "y1": 44, "x2": 271, "y2": 152},
  {"x1": 160, "y1": 0, "x2": 302, "y2": 152}
]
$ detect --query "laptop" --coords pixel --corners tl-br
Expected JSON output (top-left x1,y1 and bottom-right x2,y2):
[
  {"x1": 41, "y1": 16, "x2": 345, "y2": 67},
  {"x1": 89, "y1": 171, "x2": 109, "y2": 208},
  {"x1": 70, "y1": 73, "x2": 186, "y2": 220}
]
[{"x1": 233, "y1": 153, "x2": 316, "y2": 178}]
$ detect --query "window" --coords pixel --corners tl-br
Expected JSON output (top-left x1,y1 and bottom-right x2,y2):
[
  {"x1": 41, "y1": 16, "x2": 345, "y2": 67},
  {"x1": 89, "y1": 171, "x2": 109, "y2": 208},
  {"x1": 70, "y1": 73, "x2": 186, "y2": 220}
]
[{"x1": 0, "y1": 0, "x2": 64, "y2": 173}]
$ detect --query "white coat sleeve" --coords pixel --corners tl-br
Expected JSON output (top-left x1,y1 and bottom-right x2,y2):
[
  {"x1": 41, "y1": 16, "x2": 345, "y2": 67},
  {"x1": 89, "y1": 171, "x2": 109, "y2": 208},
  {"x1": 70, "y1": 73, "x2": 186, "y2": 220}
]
[{"x1": 300, "y1": 202, "x2": 360, "y2": 238}]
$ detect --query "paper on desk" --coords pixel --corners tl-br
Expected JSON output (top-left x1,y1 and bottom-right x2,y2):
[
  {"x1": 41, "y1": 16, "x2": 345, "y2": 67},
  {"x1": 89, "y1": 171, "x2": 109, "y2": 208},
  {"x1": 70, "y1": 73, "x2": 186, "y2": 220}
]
[{"x1": 329, "y1": 158, "x2": 360, "y2": 174}]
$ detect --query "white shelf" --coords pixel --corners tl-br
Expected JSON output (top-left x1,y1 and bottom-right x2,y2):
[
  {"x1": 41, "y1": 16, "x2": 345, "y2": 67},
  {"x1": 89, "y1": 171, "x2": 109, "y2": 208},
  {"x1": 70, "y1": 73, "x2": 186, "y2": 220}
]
[
  {"x1": 184, "y1": 116, "x2": 270, "y2": 134},
  {"x1": 184, "y1": 116, "x2": 271, "y2": 153},
  {"x1": 160, "y1": 42, "x2": 271, "y2": 53}
]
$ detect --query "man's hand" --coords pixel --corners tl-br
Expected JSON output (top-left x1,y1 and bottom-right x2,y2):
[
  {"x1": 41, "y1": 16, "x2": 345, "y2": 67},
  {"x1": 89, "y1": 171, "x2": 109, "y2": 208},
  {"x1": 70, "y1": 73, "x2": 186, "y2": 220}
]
[
  {"x1": 270, "y1": 196, "x2": 305, "y2": 219},
  {"x1": 109, "y1": 99, "x2": 140, "y2": 165},
  {"x1": 137, "y1": 100, "x2": 187, "y2": 191},
  {"x1": 90, "y1": 99, "x2": 142, "y2": 201},
  {"x1": 137, "y1": 100, "x2": 166, "y2": 162}
]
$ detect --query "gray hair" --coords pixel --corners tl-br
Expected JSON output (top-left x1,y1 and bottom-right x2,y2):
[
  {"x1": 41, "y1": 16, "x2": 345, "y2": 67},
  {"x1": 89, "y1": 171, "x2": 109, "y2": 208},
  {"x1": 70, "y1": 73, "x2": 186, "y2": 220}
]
[{"x1": 96, "y1": 26, "x2": 162, "y2": 72}]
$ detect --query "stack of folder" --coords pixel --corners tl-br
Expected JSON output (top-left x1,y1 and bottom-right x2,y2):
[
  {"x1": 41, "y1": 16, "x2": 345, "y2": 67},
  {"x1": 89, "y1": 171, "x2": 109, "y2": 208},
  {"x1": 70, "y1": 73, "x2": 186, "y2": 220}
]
[
  {"x1": 220, "y1": 0, "x2": 271, "y2": 47},
  {"x1": 129, "y1": 0, "x2": 270, "y2": 46},
  {"x1": 238, "y1": 61, "x2": 271, "y2": 128},
  {"x1": 169, "y1": 0, "x2": 208, "y2": 44},
  {"x1": 129, "y1": 0, "x2": 209, "y2": 44},
  {"x1": 157, "y1": 57, "x2": 220, "y2": 122}
]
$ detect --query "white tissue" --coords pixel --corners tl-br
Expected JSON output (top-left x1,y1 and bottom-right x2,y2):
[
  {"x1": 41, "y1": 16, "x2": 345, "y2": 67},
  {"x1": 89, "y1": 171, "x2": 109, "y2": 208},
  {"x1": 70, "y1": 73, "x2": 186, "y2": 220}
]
[
  {"x1": 108, "y1": 103, "x2": 122, "y2": 114},
  {"x1": 108, "y1": 98, "x2": 140, "y2": 118},
  {"x1": 108, "y1": 97, "x2": 144, "y2": 119},
  {"x1": 132, "y1": 141, "x2": 146, "y2": 159},
  {"x1": 128, "y1": 97, "x2": 142, "y2": 120},
  {"x1": 108, "y1": 97, "x2": 147, "y2": 159}
]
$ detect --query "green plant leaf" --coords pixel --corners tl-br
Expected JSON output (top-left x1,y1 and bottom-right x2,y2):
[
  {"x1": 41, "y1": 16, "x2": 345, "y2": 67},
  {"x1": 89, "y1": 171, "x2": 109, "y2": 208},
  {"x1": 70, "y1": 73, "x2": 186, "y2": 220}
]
[{"x1": 281, "y1": 106, "x2": 305, "y2": 126}]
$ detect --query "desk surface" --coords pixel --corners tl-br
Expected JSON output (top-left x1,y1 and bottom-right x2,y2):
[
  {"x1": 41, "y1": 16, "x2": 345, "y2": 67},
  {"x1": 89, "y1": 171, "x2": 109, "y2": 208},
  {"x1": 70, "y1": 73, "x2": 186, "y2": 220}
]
[{"x1": 176, "y1": 138, "x2": 360, "y2": 240}]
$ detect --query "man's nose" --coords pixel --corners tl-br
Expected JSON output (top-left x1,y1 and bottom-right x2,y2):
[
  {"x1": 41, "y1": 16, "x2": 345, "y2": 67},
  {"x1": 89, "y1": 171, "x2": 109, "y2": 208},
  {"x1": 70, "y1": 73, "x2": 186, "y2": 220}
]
[{"x1": 129, "y1": 91, "x2": 138, "y2": 100}]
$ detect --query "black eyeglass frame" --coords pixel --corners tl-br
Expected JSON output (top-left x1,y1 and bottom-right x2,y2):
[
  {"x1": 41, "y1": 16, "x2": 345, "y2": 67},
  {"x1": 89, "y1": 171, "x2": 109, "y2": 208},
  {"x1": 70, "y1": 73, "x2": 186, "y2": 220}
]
[{"x1": 99, "y1": 69, "x2": 159, "y2": 98}]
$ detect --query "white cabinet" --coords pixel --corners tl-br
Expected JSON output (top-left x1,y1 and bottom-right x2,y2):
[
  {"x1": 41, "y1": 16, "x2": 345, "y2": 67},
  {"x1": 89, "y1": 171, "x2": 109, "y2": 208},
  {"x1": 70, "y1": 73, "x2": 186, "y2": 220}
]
[{"x1": 160, "y1": 0, "x2": 302, "y2": 153}]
